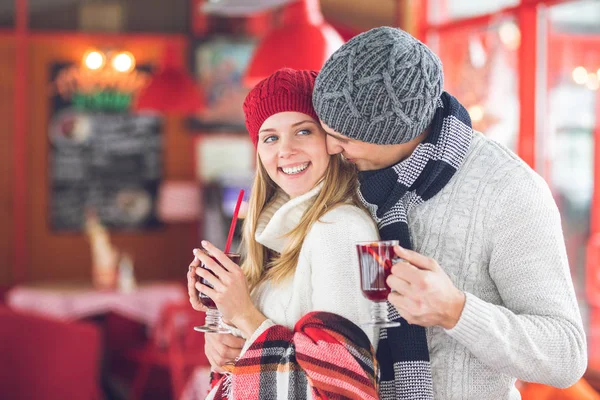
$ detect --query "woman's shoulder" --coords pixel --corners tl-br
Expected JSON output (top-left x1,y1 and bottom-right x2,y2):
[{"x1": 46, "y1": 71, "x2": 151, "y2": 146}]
[
  {"x1": 321, "y1": 203, "x2": 373, "y2": 223},
  {"x1": 308, "y1": 203, "x2": 379, "y2": 239},
  {"x1": 300, "y1": 203, "x2": 379, "y2": 263}
]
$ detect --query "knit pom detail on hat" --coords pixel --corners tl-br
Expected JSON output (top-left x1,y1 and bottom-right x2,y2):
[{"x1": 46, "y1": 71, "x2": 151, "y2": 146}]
[{"x1": 244, "y1": 68, "x2": 319, "y2": 147}]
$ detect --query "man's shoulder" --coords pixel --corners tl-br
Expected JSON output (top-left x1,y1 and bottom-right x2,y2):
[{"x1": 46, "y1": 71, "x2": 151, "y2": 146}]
[
  {"x1": 457, "y1": 131, "x2": 551, "y2": 199},
  {"x1": 459, "y1": 131, "x2": 540, "y2": 182},
  {"x1": 466, "y1": 131, "x2": 523, "y2": 167}
]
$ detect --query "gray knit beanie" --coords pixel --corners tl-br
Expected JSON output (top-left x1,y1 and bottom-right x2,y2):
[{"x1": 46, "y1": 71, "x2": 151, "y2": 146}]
[{"x1": 313, "y1": 26, "x2": 444, "y2": 144}]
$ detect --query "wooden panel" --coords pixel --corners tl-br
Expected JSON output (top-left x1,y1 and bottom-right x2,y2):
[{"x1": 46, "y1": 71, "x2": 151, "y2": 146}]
[
  {"x1": 321, "y1": 0, "x2": 397, "y2": 30},
  {"x1": 0, "y1": 37, "x2": 15, "y2": 286},
  {"x1": 27, "y1": 35, "x2": 196, "y2": 283}
]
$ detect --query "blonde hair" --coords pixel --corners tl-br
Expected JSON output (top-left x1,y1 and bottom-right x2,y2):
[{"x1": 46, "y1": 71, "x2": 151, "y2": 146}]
[{"x1": 241, "y1": 152, "x2": 362, "y2": 291}]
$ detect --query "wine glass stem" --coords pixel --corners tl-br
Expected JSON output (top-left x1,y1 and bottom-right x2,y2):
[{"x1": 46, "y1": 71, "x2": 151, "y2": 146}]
[
  {"x1": 372, "y1": 301, "x2": 388, "y2": 322},
  {"x1": 206, "y1": 308, "x2": 224, "y2": 328}
]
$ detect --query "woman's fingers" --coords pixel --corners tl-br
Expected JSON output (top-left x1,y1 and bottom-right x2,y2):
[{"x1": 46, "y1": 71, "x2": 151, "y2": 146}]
[
  {"x1": 193, "y1": 248, "x2": 229, "y2": 280},
  {"x1": 194, "y1": 265, "x2": 224, "y2": 292},
  {"x1": 200, "y1": 241, "x2": 242, "y2": 274},
  {"x1": 196, "y1": 279, "x2": 219, "y2": 300},
  {"x1": 192, "y1": 242, "x2": 254, "y2": 331},
  {"x1": 187, "y1": 267, "x2": 207, "y2": 312}
]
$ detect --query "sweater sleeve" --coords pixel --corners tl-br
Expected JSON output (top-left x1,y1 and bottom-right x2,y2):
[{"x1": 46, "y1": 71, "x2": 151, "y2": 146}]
[
  {"x1": 303, "y1": 205, "x2": 381, "y2": 346},
  {"x1": 444, "y1": 167, "x2": 587, "y2": 387}
]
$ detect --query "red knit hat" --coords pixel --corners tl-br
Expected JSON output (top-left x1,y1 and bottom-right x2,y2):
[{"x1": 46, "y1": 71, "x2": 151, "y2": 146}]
[{"x1": 243, "y1": 68, "x2": 319, "y2": 147}]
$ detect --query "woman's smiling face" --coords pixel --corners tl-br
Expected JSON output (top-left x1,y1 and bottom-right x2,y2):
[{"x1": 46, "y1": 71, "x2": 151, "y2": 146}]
[{"x1": 257, "y1": 112, "x2": 330, "y2": 198}]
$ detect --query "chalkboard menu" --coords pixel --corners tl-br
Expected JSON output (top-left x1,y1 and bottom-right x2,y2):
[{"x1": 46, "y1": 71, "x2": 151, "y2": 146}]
[{"x1": 49, "y1": 63, "x2": 163, "y2": 231}]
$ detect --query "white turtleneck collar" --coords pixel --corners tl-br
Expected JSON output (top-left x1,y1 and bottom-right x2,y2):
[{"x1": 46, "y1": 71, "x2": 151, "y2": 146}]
[{"x1": 255, "y1": 182, "x2": 323, "y2": 253}]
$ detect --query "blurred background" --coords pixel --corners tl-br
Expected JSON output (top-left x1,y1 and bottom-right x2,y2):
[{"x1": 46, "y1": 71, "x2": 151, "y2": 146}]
[{"x1": 0, "y1": 0, "x2": 600, "y2": 399}]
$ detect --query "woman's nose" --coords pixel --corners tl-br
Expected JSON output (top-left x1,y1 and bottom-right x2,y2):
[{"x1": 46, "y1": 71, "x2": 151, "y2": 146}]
[{"x1": 278, "y1": 138, "x2": 297, "y2": 158}]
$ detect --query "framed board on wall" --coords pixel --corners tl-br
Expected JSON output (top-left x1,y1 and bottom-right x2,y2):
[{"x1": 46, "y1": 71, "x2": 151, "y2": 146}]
[
  {"x1": 187, "y1": 36, "x2": 256, "y2": 132},
  {"x1": 48, "y1": 62, "x2": 163, "y2": 232}
]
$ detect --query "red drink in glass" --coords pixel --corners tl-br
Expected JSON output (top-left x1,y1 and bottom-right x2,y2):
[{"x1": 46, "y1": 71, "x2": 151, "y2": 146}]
[
  {"x1": 196, "y1": 252, "x2": 241, "y2": 309},
  {"x1": 356, "y1": 242, "x2": 395, "y2": 301},
  {"x1": 356, "y1": 240, "x2": 401, "y2": 328}
]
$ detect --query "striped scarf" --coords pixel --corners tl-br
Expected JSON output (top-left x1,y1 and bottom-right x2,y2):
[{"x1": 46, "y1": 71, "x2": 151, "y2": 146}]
[
  {"x1": 358, "y1": 91, "x2": 473, "y2": 399},
  {"x1": 212, "y1": 312, "x2": 379, "y2": 400}
]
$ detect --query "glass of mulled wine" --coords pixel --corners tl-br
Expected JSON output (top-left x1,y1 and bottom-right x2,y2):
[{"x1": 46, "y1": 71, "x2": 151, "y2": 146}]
[
  {"x1": 193, "y1": 251, "x2": 241, "y2": 334},
  {"x1": 356, "y1": 240, "x2": 401, "y2": 328}
]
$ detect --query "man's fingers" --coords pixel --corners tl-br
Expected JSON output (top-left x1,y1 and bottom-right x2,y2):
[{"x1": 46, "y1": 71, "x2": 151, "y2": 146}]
[
  {"x1": 207, "y1": 333, "x2": 244, "y2": 354},
  {"x1": 387, "y1": 274, "x2": 413, "y2": 296},
  {"x1": 220, "y1": 334, "x2": 246, "y2": 350},
  {"x1": 219, "y1": 346, "x2": 241, "y2": 362},
  {"x1": 394, "y1": 245, "x2": 437, "y2": 271},
  {"x1": 391, "y1": 262, "x2": 424, "y2": 285},
  {"x1": 206, "y1": 334, "x2": 241, "y2": 366},
  {"x1": 206, "y1": 350, "x2": 226, "y2": 373},
  {"x1": 388, "y1": 291, "x2": 417, "y2": 321}
]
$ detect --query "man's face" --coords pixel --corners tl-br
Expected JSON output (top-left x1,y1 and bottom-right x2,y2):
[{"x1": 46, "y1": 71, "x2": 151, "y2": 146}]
[{"x1": 320, "y1": 120, "x2": 422, "y2": 171}]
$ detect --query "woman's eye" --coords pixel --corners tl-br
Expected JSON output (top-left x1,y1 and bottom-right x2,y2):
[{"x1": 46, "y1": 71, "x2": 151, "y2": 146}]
[
  {"x1": 263, "y1": 135, "x2": 278, "y2": 143},
  {"x1": 297, "y1": 129, "x2": 311, "y2": 136}
]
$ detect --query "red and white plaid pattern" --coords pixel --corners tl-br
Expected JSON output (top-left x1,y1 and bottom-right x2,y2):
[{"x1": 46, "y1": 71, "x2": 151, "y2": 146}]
[{"x1": 212, "y1": 311, "x2": 379, "y2": 400}]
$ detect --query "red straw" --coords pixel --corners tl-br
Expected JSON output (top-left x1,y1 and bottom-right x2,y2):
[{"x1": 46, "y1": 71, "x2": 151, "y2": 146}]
[{"x1": 224, "y1": 189, "x2": 245, "y2": 254}]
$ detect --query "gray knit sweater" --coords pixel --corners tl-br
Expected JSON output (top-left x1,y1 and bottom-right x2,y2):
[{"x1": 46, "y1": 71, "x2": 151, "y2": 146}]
[{"x1": 410, "y1": 132, "x2": 587, "y2": 399}]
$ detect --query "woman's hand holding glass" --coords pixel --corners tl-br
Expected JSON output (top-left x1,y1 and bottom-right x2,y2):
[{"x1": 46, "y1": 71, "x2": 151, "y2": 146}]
[
  {"x1": 187, "y1": 257, "x2": 208, "y2": 312},
  {"x1": 193, "y1": 240, "x2": 267, "y2": 338}
]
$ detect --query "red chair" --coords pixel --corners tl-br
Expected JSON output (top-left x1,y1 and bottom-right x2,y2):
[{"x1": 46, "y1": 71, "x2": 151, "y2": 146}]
[
  {"x1": 0, "y1": 306, "x2": 102, "y2": 400},
  {"x1": 126, "y1": 301, "x2": 209, "y2": 400}
]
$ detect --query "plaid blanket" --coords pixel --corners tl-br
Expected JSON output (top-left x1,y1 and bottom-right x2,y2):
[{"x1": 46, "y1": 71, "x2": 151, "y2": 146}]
[{"x1": 212, "y1": 312, "x2": 379, "y2": 400}]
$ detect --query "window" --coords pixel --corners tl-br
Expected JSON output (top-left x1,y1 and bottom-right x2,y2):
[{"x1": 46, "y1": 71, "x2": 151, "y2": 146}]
[
  {"x1": 428, "y1": 0, "x2": 519, "y2": 24},
  {"x1": 428, "y1": 17, "x2": 519, "y2": 151}
]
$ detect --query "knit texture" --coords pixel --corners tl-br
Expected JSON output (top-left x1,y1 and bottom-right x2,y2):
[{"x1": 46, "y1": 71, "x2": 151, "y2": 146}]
[
  {"x1": 251, "y1": 183, "x2": 378, "y2": 348},
  {"x1": 205, "y1": 184, "x2": 381, "y2": 399},
  {"x1": 212, "y1": 312, "x2": 379, "y2": 400},
  {"x1": 313, "y1": 26, "x2": 443, "y2": 144},
  {"x1": 243, "y1": 68, "x2": 319, "y2": 147},
  {"x1": 409, "y1": 132, "x2": 586, "y2": 399},
  {"x1": 357, "y1": 91, "x2": 472, "y2": 400}
]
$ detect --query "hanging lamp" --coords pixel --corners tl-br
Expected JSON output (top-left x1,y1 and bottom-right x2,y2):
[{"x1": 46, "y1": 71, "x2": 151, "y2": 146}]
[
  {"x1": 243, "y1": 0, "x2": 344, "y2": 87},
  {"x1": 135, "y1": 43, "x2": 204, "y2": 115}
]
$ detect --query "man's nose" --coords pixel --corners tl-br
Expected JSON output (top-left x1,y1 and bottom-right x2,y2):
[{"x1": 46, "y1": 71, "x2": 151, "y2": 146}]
[{"x1": 326, "y1": 135, "x2": 343, "y2": 155}]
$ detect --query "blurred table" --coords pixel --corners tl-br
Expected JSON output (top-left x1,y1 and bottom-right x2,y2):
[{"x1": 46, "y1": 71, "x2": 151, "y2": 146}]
[
  {"x1": 7, "y1": 281, "x2": 189, "y2": 400},
  {"x1": 6, "y1": 282, "x2": 186, "y2": 329}
]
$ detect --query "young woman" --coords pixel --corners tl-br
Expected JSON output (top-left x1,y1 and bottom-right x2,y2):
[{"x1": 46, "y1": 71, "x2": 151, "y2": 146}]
[{"x1": 187, "y1": 68, "x2": 380, "y2": 399}]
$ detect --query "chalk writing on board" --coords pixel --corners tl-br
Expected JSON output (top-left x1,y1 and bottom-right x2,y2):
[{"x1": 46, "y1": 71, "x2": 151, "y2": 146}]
[{"x1": 49, "y1": 63, "x2": 163, "y2": 231}]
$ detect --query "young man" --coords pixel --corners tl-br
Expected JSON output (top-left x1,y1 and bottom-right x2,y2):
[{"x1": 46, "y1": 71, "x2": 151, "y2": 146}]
[{"x1": 311, "y1": 26, "x2": 587, "y2": 399}]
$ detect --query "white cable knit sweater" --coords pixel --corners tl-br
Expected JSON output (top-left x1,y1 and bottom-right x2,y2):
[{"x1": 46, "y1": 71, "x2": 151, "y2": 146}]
[
  {"x1": 416, "y1": 132, "x2": 587, "y2": 399},
  {"x1": 210, "y1": 132, "x2": 586, "y2": 400}
]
